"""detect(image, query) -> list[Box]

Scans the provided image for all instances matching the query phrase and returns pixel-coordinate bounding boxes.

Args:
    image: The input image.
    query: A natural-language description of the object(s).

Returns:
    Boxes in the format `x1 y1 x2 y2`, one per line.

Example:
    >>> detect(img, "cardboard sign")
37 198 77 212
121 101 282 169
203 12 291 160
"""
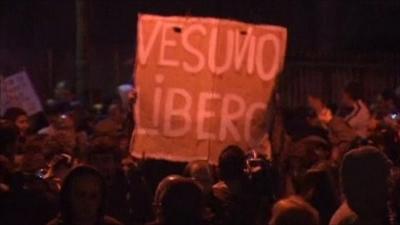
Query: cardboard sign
131 14 287 163
0 71 43 116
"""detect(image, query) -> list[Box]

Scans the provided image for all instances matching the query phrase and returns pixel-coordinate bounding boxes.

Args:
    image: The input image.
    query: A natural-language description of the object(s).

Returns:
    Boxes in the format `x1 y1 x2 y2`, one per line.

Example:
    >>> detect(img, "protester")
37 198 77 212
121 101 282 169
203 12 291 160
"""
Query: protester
212 145 247 201
329 146 391 225
3 107 30 140
94 104 125 136
86 135 153 225
307 93 358 162
338 82 371 138
211 145 260 225
269 195 319 225
0 136 58 225
149 175 206 225
50 80 76 113
184 160 216 195
2 75 400 225
3 107 31 154
47 166 123 225
296 162 339 225
244 150 276 225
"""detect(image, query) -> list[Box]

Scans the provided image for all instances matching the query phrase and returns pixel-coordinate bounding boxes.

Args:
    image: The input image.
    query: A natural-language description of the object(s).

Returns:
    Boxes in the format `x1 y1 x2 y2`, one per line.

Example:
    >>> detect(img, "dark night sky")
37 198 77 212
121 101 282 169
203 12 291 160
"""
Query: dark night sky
1 0 400 53
1 0 399 99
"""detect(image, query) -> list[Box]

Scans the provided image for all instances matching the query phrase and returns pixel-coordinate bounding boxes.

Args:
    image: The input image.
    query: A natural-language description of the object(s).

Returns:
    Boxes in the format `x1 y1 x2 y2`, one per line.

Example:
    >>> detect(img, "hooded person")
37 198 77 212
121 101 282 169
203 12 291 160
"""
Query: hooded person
149 175 206 225
329 146 391 225
47 166 123 225
269 195 319 225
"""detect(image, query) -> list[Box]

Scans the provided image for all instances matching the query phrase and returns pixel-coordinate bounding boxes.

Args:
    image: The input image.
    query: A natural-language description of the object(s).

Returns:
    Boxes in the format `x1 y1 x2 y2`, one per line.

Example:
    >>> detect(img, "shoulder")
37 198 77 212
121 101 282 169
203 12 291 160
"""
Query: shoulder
103 215 124 225
329 201 357 225
46 217 63 225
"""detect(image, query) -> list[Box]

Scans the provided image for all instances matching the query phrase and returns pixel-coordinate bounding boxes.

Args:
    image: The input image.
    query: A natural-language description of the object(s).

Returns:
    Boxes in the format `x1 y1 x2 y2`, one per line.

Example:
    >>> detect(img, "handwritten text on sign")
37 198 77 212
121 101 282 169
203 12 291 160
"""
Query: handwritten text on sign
131 15 287 163
1 71 43 116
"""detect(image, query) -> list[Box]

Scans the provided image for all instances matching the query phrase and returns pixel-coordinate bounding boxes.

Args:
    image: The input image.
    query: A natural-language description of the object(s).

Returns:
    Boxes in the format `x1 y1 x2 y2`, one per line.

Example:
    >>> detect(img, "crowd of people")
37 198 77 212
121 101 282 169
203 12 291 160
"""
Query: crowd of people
1 81 400 225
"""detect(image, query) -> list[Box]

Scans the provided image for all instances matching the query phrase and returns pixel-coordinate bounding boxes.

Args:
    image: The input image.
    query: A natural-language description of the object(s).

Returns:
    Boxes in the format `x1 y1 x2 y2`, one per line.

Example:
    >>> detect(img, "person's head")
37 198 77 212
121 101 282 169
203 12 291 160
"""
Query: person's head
341 146 391 218
184 160 216 194
0 119 18 160
54 113 76 131
218 145 245 182
269 196 319 225
288 136 331 179
3 107 29 135
154 175 203 224
87 136 120 184
297 164 340 225
59 166 106 224
297 136 331 164
54 80 74 102
342 82 363 107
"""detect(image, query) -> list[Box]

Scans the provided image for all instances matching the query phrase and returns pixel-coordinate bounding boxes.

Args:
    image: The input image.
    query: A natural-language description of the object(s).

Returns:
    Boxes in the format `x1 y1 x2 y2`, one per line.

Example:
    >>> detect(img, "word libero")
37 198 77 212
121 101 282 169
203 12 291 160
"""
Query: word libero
135 16 285 143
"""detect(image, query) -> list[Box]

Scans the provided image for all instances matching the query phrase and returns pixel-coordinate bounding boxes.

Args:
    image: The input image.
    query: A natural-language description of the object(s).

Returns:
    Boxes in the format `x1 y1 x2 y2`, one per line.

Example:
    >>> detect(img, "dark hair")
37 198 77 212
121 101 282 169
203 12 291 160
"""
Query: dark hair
183 160 216 192
3 107 27 123
183 160 215 180
298 165 340 225
158 177 203 224
270 196 319 225
344 81 363 101
341 146 391 217
218 145 245 181
59 166 107 223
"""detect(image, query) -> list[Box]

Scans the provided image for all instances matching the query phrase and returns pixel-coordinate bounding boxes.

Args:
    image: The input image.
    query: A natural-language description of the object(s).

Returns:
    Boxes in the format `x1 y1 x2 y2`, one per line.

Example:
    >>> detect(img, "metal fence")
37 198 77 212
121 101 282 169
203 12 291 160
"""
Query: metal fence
2 48 399 108
279 53 400 107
